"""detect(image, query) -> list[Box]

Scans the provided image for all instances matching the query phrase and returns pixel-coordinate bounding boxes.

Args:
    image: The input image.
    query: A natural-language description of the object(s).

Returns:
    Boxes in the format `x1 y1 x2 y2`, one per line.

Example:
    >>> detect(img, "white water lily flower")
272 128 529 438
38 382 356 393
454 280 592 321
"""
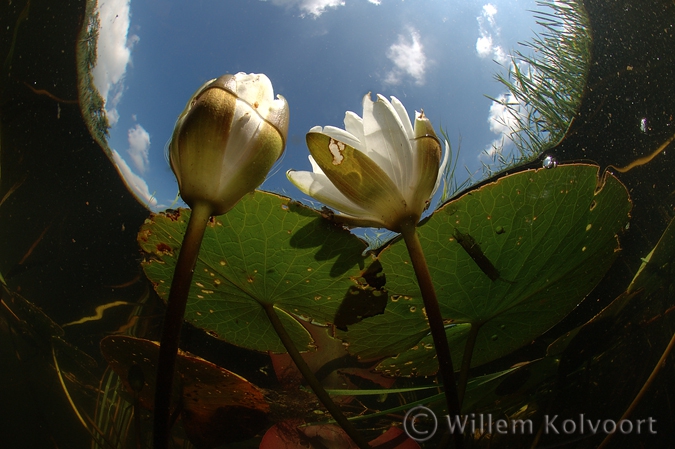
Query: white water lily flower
287 93 448 231
169 73 289 216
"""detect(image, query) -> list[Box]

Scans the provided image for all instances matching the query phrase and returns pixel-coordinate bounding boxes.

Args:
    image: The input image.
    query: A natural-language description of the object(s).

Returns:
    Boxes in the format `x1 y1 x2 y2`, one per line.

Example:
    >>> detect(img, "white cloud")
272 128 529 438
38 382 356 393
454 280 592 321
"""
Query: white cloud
263 0 345 17
127 124 151 174
384 28 427 86
475 3 508 65
482 3 498 26
476 34 494 59
482 89 528 160
111 149 157 207
92 0 139 126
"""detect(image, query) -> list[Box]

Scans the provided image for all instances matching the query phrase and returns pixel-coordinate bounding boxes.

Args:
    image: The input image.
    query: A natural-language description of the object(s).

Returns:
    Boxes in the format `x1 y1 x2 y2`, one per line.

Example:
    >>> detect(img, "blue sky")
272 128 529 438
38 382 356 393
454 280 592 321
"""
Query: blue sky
92 0 539 210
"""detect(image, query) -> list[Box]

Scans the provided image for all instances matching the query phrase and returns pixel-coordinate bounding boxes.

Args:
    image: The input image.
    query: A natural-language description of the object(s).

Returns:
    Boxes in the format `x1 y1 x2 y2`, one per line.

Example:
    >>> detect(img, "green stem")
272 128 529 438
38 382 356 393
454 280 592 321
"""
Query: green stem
261 303 371 449
597 330 675 449
153 202 212 449
400 221 464 449
457 323 481 408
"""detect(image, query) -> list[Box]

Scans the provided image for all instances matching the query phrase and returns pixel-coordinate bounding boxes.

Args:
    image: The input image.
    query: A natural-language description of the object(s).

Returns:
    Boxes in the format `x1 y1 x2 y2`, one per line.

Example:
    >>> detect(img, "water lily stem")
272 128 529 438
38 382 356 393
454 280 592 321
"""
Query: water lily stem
153 203 212 449
400 221 464 449
261 303 372 449
457 323 481 407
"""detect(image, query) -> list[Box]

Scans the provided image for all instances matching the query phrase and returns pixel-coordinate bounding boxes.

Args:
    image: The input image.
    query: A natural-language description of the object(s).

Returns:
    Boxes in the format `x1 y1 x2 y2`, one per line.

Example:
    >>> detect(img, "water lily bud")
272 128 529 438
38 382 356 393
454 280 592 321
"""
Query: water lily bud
169 73 289 215
287 93 448 231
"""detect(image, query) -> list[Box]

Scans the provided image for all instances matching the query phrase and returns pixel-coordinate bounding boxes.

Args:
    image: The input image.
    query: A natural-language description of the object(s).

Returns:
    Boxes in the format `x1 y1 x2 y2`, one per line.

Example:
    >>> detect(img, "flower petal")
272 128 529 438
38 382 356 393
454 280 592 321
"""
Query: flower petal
286 169 377 220
343 111 365 145
319 125 363 151
306 132 407 227
361 94 413 190
308 155 324 175
407 112 442 211
390 96 415 139
432 139 451 197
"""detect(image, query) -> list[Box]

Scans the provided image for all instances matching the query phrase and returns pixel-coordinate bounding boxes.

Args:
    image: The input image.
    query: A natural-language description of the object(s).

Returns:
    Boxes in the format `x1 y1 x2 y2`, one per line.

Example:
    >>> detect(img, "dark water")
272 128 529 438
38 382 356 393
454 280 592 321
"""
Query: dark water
1 0 674 448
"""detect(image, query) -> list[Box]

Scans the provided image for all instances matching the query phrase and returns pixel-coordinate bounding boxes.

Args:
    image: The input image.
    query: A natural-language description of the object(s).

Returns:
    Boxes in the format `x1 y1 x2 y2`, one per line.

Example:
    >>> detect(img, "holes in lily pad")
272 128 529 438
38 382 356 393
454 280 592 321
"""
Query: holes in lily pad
281 204 289 211
409 306 417 313
219 260 227 266
590 200 597 211
586 224 592 231
314 295 322 301
391 295 401 302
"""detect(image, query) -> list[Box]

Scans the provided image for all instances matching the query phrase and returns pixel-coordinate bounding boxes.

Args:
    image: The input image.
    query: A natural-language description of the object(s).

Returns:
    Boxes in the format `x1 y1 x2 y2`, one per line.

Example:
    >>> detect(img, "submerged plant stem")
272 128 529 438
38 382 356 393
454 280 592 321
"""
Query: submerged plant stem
597 330 675 449
153 202 212 449
261 303 371 449
400 221 464 449
457 323 481 407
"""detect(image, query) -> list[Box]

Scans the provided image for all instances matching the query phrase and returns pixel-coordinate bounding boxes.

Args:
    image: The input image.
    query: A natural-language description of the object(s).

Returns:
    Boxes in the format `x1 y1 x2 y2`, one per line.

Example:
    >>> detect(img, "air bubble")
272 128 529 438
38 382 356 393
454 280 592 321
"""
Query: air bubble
542 155 558 169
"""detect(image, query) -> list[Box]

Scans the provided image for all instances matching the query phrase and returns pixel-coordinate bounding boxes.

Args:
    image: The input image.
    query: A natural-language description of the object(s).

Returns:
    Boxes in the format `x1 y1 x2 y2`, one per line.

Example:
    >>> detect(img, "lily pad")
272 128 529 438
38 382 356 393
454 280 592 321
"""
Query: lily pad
100 336 270 447
139 191 369 353
342 164 631 375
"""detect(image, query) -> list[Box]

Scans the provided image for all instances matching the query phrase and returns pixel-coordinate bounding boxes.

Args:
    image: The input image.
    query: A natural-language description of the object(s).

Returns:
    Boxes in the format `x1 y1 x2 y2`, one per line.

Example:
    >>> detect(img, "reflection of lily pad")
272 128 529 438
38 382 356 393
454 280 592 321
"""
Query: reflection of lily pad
139 191 369 353
100 336 270 447
343 165 631 375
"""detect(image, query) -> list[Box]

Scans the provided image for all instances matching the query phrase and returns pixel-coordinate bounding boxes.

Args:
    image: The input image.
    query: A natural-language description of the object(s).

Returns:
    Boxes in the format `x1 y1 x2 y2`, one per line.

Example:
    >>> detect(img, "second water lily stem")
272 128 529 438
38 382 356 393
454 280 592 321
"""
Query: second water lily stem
153 203 212 449
457 323 481 407
261 303 372 449
400 221 464 449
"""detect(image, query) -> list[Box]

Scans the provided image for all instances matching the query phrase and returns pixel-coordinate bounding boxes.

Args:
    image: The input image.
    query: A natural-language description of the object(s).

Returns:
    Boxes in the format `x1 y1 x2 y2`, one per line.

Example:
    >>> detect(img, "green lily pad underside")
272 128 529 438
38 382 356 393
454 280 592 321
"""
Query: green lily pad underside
342 164 631 376
139 191 368 353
